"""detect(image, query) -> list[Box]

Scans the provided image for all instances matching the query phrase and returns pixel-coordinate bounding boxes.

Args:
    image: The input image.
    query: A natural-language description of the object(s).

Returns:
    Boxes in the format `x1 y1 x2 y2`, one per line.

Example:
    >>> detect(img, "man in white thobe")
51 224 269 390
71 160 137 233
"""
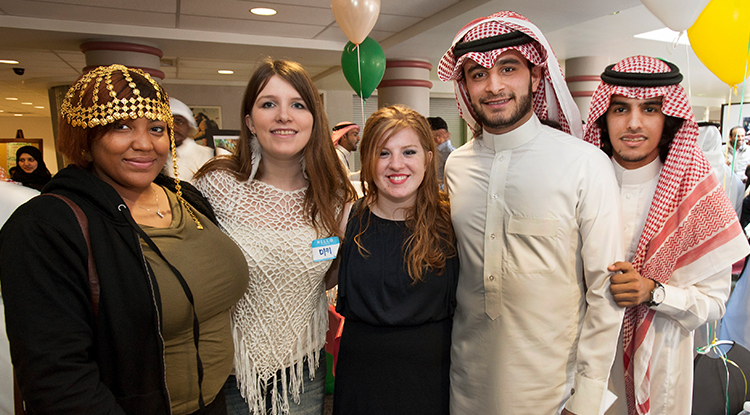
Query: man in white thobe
164 98 228 182
726 126 750 182
584 56 750 415
331 121 360 180
438 11 624 415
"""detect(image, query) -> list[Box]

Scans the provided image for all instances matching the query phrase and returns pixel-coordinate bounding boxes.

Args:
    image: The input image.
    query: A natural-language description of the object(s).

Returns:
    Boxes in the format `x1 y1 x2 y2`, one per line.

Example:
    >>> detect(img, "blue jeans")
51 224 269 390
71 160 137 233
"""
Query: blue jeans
224 350 326 415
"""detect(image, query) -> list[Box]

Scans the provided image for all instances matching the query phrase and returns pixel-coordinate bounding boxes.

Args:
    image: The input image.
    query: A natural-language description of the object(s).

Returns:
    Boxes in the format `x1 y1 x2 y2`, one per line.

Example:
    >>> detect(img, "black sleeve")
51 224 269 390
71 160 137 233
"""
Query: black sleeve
0 200 126 415
742 194 750 230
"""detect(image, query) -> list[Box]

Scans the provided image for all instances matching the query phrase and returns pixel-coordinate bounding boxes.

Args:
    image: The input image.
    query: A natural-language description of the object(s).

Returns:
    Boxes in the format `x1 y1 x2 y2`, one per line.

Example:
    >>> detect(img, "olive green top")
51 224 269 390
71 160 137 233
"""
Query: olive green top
141 188 248 414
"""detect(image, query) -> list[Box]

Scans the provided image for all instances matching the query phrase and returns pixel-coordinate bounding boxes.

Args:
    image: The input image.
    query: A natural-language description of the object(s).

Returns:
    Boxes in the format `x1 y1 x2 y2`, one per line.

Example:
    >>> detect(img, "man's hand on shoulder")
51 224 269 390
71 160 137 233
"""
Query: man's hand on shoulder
608 261 656 307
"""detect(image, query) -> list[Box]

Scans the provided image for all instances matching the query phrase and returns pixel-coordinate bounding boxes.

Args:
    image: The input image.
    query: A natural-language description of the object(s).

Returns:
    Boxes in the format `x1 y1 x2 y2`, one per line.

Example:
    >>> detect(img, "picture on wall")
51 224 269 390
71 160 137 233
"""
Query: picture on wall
189 106 222 145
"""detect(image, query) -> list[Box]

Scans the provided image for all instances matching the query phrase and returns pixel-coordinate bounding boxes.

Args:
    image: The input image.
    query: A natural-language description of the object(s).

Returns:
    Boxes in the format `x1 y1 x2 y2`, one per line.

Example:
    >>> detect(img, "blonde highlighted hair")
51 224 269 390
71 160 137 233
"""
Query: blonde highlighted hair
356 105 456 283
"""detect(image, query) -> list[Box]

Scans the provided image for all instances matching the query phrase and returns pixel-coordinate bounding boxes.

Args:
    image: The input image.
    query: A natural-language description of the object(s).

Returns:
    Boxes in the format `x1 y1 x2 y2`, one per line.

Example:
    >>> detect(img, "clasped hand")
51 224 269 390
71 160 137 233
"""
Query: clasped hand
607 261 655 307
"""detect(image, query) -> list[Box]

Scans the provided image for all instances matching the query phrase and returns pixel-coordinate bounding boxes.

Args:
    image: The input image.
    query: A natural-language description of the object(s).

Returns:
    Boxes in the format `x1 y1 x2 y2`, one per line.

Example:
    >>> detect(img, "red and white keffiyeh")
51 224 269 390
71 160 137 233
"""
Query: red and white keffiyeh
437 11 582 138
585 56 748 415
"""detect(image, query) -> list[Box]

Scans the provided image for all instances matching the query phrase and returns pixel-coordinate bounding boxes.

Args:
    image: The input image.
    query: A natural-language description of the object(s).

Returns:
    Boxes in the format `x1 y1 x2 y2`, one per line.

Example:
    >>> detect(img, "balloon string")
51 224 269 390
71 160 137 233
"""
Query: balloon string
357 44 366 127
727 86 739 184
684 37 692 102
696 339 748 415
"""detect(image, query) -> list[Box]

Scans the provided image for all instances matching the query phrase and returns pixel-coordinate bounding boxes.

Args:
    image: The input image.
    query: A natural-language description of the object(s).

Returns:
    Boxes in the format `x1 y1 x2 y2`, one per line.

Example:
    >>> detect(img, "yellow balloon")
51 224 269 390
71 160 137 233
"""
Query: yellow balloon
688 0 750 86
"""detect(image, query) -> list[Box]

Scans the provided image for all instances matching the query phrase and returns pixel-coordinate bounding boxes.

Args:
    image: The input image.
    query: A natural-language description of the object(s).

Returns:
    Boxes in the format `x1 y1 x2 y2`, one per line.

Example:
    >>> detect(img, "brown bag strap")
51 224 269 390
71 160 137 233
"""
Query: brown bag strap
45 193 99 319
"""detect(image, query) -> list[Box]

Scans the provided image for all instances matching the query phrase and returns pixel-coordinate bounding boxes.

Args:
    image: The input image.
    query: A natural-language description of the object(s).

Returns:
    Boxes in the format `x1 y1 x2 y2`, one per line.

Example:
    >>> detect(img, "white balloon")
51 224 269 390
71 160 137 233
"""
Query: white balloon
331 0 381 45
641 0 711 31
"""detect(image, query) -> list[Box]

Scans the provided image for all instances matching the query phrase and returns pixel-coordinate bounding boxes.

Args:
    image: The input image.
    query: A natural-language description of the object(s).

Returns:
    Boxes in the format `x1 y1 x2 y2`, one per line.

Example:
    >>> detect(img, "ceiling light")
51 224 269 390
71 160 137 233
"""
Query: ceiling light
5 97 17 101
21 102 32 105
0 60 19 64
634 28 690 45
250 7 276 16
14 114 22 117
218 70 234 74
34 106 44 109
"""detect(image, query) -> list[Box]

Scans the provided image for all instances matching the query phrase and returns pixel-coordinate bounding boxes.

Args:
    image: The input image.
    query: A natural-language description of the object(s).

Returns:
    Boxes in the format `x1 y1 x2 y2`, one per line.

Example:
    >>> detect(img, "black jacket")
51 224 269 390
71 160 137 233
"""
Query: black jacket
0 166 216 414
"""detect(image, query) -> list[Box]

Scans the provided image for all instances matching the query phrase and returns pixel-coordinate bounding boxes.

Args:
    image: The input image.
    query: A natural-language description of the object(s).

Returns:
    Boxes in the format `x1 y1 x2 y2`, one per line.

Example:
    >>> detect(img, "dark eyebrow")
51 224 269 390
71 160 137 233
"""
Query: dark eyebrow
609 99 629 107
464 61 484 75
642 99 663 107
494 57 524 67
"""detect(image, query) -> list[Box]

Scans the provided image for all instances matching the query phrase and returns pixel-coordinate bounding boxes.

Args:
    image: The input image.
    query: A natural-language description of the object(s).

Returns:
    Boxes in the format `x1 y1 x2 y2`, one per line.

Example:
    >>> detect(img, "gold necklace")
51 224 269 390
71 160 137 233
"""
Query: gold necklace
124 186 164 218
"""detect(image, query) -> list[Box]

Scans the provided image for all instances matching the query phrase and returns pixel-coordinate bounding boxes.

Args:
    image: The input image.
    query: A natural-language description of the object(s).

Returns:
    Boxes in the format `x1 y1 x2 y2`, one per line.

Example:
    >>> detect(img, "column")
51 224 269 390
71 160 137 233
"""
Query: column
377 60 432 116
565 56 609 123
80 41 165 80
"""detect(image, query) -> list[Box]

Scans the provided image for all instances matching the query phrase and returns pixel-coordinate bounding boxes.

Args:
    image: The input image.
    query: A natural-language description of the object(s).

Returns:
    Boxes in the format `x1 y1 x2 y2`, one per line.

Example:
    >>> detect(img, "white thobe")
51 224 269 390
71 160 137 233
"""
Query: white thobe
336 145 362 181
726 145 750 181
165 138 222 182
336 145 351 173
606 158 732 415
445 115 624 415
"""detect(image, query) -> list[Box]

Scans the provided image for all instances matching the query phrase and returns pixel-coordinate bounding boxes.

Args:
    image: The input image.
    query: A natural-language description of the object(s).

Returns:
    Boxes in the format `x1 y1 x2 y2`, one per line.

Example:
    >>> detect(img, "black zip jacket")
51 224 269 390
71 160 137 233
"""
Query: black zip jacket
0 166 216 414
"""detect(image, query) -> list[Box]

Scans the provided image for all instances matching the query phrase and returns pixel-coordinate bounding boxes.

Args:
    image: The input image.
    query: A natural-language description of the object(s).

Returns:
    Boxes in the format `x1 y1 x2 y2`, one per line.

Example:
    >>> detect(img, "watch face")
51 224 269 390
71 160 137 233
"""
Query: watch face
652 285 666 304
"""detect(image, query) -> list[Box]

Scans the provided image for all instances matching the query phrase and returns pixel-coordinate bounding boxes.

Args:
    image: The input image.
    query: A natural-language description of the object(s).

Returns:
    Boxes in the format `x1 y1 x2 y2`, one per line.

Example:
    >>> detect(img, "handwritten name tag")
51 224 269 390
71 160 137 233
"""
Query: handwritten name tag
312 237 340 262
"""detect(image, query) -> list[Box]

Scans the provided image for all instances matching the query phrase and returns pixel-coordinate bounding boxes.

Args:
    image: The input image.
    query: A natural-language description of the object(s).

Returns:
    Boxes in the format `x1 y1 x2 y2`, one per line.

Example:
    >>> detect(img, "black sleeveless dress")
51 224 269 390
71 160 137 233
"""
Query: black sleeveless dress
333 203 459 415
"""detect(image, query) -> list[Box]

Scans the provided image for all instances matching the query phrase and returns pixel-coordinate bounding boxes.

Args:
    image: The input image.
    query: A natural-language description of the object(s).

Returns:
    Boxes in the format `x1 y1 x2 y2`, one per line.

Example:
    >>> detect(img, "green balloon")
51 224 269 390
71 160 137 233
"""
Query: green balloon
341 37 385 100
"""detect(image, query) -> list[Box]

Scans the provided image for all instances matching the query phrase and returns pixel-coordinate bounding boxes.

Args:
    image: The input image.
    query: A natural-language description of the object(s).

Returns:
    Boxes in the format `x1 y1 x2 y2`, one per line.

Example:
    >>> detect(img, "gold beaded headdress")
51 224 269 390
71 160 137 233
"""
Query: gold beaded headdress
61 64 203 229
61 64 173 130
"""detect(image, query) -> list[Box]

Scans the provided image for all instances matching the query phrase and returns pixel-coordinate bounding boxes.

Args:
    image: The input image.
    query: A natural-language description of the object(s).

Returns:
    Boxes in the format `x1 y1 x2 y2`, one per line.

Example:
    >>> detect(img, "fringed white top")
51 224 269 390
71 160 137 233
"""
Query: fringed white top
195 170 329 415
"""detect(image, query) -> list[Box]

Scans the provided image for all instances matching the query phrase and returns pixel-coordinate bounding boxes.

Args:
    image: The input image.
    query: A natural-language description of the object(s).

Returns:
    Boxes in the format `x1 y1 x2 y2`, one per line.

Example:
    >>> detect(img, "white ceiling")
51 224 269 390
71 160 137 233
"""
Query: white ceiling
0 0 740 119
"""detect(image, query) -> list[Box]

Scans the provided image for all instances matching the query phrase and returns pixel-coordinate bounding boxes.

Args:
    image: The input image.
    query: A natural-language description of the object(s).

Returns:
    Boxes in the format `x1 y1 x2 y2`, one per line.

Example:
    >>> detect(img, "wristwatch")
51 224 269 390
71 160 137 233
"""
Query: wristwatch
647 280 665 307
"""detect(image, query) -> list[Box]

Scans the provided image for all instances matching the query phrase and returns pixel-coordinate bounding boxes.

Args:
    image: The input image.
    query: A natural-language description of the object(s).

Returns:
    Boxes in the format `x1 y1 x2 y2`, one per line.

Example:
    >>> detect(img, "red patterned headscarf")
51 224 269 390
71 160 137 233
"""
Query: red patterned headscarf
438 11 582 138
585 56 748 415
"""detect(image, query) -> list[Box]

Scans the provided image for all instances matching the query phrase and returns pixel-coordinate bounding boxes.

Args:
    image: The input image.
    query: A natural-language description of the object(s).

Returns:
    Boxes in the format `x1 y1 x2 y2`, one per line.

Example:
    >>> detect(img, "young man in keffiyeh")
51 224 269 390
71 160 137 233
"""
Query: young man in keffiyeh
584 55 750 415
331 121 360 177
438 11 624 415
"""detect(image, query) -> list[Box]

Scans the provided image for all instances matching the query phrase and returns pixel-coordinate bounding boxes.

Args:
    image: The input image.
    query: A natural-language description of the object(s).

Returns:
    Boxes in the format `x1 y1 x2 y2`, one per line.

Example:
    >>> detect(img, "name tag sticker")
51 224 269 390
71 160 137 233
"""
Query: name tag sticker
312 237 340 262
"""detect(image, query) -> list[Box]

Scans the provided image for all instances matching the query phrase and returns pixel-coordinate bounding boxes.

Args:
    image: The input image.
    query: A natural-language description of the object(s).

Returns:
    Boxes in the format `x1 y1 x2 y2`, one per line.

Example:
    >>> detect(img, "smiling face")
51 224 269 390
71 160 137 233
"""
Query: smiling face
245 75 313 163
89 117 169 197
374 128 432 212
605 95 665 170
462 49 542 135
18 153 38 173
730 127 746 149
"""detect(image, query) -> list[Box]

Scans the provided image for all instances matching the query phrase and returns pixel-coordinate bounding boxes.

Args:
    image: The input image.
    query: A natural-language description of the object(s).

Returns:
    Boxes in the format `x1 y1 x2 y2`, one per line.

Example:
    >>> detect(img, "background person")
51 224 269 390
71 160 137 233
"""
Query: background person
333 105 458 415
0 64 249 414
426 116 455 189
331 121 361 179
194 59 356 415
164 97 229 182
9 145 51 191
726 126 750 182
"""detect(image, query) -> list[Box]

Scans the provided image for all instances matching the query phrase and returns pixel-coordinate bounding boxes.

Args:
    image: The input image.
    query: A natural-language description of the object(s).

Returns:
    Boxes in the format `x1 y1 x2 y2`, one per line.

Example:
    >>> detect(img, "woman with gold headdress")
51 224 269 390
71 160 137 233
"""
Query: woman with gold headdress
0 64 249 414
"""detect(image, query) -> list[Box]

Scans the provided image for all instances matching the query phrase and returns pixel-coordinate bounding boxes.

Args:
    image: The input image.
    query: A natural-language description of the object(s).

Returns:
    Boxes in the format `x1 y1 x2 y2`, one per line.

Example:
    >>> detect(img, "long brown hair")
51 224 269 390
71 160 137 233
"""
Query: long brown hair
356 105 456 283
196 58 356 238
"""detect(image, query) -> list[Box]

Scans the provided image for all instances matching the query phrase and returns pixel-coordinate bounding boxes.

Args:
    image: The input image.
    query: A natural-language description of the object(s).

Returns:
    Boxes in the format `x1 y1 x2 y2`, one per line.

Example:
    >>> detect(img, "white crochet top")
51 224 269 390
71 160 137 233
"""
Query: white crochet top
194 170 329 415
